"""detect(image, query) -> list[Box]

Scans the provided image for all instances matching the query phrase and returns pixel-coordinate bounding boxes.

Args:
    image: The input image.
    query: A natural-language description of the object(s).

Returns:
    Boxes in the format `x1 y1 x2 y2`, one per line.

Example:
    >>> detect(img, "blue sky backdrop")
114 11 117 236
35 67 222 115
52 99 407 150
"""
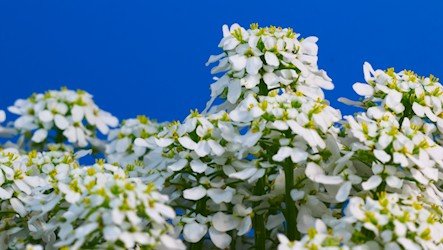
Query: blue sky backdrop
1 1 442 122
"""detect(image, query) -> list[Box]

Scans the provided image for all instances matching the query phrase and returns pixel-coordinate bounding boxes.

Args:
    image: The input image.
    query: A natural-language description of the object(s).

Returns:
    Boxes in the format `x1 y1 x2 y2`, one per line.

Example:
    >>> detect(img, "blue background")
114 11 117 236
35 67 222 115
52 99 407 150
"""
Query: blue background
1 1 442 122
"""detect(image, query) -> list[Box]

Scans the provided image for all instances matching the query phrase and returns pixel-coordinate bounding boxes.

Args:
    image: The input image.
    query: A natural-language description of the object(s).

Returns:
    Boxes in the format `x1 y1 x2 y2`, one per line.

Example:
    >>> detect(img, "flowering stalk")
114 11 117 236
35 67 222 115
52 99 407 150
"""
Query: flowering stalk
283 159 299 241
253 176 266 250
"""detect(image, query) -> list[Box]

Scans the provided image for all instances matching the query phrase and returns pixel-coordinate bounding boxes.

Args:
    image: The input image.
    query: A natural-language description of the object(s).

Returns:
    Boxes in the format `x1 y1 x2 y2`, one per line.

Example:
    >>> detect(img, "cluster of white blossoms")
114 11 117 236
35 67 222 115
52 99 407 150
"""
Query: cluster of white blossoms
8 87 118 149
0 149 184 250
278 193 443 250
106 115 165 167
1 23 443 250
134 110 258 249
205 23 333 112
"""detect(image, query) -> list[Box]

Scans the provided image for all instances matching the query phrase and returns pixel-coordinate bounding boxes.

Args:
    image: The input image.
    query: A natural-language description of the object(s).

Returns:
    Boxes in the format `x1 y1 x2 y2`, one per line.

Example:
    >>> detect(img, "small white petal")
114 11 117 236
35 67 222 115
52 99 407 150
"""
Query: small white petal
104 226 121 241
227 80 242 103
246 56 262 75
209 227 231 249
168 159 188 172
155 138 174 147
10 198 27 217
272 147 292 162
237 217 252 236
54 114 69 130
229 168 257 180
265 51 279 67
290 189 305 201
228 54 247 71
386 176 403 189
178 136 197 150
190 159 208 174
374 149 391 163
31 129 48 143
183 223 208 243
134 138 150 147
361 175 382 190
38 110 54 123
207 187 235 204
353 83 374 97
208 140 225 156
71 105 84 122
183 186 206 201
336 181 352 202
212 212 240 232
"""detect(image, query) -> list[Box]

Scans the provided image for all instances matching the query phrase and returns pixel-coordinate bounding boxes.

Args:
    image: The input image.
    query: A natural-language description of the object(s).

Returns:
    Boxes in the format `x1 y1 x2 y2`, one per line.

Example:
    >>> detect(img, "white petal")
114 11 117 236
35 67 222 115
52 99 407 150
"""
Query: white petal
386 176 403 189
237 217 252 236
229 168 257 180
385 90 403 109
208 140 225 156
212 212 240 232
0 187 12 199
168 159 188 171
116 137 131 153
134 138 149 147
38 110 54 123
266 213 286 230
228 54 247 71
207 187 235 204
54 114 69 130
63 126 76 143
290 189 305 201
10 198 27 217
183 186 206 201
183 223 208 243
374 149 391 163
209 227 231 249
227 80 242 103
272 147 292 162
263 72 279 88
361 175 382 190
412 102 425 117
265 51 279 67
306 162 342 184
190 159 208 174
206 53 226 66
353 83 374 97
155 138 174 147
104 226 121 241
290 149 308 163
336 181 352 202
246 57 262 75
195 141 211 157
178 136 197 150
71 105 84 122
363 62 375 82
31 129 48 143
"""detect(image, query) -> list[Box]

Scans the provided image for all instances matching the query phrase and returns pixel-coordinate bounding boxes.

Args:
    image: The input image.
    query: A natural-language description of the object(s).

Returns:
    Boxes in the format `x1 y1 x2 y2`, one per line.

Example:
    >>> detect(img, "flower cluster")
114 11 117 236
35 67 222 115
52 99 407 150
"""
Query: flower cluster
205 23 333 112
0 149 183 250
134 110 257 249
343 109 443 203
8 87 118 149
106 115 165 167
346 63 443 134
278 193 443 249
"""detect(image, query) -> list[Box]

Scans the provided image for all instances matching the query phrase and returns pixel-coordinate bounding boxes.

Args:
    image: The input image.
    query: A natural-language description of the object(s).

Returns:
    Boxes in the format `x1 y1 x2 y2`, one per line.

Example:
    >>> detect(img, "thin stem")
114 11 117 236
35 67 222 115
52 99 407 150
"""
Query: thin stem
284 159 300 241
253 176 266 250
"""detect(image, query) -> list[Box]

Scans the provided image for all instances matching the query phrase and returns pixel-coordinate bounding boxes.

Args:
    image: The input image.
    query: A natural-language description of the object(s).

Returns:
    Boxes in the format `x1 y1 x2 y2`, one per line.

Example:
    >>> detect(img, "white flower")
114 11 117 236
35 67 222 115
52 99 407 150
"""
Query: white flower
8 88 118 149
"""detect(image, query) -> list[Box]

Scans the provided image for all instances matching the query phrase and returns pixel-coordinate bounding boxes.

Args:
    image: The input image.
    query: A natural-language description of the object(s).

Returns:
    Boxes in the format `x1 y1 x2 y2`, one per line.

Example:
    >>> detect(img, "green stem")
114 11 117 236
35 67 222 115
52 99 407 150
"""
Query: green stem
284 160 300 241
253 176 266 250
